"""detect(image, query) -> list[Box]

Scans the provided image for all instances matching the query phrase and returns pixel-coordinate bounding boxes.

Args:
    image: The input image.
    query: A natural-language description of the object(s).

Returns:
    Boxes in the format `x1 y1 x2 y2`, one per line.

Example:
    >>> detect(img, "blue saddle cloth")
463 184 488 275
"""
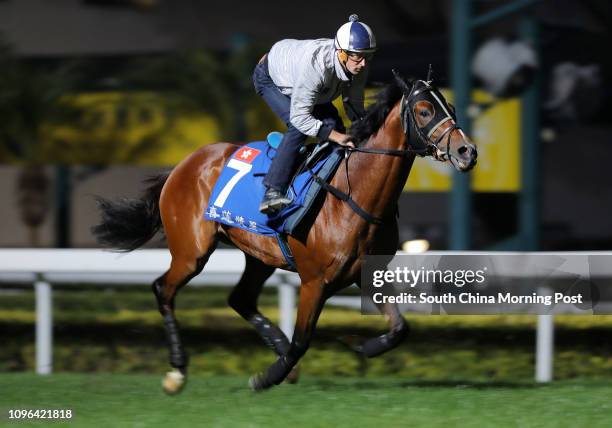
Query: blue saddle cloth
204 140 342 236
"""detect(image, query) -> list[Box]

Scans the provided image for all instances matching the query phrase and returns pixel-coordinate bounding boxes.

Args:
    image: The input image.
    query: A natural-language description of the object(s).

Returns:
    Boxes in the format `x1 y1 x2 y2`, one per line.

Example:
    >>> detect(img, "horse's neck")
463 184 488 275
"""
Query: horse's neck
345 104 415 218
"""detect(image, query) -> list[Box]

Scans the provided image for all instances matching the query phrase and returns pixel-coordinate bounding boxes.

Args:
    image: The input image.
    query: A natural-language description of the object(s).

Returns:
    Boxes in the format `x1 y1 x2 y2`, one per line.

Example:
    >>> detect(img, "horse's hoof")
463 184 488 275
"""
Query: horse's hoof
285 365 300 384
248 373 269 392
162 369 186 395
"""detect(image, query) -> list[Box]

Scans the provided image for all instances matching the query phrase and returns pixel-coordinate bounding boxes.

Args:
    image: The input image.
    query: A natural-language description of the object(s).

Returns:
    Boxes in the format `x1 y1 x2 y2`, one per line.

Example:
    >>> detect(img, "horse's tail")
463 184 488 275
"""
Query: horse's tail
91 172 170 252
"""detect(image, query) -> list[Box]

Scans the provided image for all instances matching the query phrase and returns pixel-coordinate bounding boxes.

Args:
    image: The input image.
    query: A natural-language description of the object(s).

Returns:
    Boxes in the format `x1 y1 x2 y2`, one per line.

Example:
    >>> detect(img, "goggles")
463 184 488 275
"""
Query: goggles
346 51 374 63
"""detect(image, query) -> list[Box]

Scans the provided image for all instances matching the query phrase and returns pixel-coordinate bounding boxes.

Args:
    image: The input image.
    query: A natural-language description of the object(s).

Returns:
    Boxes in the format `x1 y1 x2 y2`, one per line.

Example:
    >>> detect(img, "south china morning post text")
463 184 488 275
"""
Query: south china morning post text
361 254 611 315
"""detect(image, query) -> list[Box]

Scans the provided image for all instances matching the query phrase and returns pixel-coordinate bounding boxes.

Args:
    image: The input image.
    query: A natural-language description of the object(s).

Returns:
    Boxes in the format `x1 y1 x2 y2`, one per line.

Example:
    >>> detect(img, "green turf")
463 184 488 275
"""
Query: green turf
1 374 611 428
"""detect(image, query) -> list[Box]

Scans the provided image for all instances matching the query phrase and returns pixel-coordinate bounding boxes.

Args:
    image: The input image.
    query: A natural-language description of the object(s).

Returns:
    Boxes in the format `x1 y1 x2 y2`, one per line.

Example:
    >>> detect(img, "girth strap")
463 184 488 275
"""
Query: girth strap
275 233 297 271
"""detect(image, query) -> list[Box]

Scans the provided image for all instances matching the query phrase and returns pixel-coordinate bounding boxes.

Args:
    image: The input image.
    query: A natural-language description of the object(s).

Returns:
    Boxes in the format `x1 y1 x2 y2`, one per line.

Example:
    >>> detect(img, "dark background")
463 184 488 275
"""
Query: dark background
0 0 610 250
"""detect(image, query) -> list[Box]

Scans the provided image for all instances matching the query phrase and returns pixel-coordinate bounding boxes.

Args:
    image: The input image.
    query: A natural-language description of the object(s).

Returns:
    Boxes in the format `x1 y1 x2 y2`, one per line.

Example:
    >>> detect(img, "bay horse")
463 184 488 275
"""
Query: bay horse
92 72 477 393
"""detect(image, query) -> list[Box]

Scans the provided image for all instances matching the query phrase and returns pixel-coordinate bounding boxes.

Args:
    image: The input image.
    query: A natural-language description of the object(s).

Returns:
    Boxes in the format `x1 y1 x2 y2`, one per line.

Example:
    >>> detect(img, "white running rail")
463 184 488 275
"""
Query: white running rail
2 248 604 382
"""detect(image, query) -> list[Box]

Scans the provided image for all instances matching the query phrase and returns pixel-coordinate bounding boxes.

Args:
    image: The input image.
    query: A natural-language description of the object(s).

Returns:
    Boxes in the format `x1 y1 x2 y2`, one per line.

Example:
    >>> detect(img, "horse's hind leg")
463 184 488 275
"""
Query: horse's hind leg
152 253 208 395
228 254 291 356
153 218 218 395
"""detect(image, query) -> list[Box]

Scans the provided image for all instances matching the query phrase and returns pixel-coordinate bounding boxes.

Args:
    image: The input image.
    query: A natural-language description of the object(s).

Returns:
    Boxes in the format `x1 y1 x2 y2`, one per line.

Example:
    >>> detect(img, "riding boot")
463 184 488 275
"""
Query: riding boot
259 188 293 215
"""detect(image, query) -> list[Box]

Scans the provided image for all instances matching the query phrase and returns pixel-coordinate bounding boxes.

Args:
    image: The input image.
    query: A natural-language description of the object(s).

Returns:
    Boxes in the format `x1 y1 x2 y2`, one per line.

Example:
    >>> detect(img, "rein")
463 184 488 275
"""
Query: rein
311 80 460 225
347 82 460 162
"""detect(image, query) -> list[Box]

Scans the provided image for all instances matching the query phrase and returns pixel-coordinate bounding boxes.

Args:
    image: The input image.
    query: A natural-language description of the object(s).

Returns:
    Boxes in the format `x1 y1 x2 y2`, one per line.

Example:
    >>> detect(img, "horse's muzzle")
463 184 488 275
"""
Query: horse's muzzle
456 144 478 172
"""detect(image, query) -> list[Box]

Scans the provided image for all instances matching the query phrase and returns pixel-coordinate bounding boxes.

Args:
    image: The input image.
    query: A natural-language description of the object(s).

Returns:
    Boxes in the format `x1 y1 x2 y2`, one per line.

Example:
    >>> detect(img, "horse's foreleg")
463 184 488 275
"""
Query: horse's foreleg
228 254 291 356
249 279 325 391
360 300 409 357
340 281 410 358
153 256 206 395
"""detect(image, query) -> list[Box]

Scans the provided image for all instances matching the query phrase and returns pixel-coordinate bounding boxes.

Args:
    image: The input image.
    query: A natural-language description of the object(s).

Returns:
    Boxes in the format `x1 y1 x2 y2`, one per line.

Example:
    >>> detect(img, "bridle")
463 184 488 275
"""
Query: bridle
402 80 463 167
349 79 461 166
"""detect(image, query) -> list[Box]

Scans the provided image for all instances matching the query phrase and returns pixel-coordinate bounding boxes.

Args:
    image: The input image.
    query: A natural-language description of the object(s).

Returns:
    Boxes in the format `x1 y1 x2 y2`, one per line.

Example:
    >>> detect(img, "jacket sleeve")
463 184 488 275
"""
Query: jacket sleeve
289 61 330 139
343 68 368 121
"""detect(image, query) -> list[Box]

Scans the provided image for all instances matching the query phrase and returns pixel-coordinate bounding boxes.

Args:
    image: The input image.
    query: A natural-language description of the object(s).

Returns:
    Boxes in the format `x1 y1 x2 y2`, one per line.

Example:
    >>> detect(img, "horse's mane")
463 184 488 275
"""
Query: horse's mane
349 77 406 145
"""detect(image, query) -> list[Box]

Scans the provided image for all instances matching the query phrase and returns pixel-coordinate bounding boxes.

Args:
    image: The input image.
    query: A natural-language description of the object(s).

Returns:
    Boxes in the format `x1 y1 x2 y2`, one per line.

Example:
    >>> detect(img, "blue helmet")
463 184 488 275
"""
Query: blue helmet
334 14 377 53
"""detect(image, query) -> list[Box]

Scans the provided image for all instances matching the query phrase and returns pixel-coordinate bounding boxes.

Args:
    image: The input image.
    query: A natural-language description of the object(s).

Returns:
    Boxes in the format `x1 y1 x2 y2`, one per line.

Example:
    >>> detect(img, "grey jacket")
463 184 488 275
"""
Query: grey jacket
267 38 368 138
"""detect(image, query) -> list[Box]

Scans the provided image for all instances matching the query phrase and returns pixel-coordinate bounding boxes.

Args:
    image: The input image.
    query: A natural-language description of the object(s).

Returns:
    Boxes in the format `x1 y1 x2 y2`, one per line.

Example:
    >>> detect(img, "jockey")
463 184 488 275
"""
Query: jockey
253 14 376 215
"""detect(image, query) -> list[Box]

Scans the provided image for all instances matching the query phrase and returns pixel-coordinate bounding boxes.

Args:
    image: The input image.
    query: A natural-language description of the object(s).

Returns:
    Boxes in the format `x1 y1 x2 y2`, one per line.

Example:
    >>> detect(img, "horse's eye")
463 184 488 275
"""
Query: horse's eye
420 110 430 118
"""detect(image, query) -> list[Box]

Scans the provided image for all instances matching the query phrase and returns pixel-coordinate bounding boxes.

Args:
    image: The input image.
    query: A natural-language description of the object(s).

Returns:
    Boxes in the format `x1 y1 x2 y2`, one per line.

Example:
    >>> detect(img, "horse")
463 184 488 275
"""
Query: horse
92 71 477 393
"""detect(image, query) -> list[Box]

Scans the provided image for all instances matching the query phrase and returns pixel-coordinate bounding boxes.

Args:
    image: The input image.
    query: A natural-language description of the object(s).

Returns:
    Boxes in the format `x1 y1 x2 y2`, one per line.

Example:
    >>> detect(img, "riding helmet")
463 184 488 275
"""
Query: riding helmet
334 14 377 53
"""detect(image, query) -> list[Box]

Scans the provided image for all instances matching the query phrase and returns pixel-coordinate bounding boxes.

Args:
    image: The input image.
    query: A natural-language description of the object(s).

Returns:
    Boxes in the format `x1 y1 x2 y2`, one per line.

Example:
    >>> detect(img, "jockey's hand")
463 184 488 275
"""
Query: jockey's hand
329 130 355 148
339 136 356 148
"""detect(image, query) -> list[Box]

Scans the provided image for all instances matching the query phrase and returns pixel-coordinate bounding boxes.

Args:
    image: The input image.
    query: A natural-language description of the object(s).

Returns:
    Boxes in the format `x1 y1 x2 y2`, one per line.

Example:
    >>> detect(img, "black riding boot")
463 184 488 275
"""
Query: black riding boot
259 188 293 215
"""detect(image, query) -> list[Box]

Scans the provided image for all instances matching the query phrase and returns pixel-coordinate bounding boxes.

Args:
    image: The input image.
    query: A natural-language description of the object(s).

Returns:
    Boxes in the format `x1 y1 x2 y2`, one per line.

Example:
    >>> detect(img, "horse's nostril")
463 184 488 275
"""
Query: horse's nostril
458 145 468 155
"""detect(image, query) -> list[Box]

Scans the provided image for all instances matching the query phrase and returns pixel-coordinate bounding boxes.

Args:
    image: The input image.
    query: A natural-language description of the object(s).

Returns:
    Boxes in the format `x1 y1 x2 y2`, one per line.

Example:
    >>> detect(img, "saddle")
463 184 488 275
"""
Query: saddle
266 131 333 186
204 133 343 238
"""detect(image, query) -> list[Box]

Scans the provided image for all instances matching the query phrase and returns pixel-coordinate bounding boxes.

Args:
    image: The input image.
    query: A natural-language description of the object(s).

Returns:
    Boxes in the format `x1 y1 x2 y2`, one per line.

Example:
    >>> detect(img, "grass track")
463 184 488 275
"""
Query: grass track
1 374 611 427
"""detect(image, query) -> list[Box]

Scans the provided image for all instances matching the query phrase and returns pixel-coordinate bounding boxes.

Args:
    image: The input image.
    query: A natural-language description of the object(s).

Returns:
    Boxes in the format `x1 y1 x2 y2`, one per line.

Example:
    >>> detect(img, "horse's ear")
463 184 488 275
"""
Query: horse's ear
392 69 411 94
426 63 433 83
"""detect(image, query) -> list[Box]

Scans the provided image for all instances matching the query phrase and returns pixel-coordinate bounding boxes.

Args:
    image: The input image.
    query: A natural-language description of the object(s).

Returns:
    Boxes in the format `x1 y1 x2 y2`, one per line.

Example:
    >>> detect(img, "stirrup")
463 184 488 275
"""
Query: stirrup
259 190 292 215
